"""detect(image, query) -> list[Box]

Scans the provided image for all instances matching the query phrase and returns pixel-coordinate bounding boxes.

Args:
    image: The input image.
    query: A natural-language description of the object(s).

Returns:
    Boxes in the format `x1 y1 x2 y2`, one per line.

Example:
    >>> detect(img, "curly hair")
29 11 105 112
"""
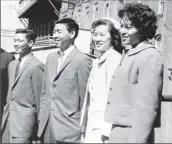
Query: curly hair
92 18 123 54
118 3 157 40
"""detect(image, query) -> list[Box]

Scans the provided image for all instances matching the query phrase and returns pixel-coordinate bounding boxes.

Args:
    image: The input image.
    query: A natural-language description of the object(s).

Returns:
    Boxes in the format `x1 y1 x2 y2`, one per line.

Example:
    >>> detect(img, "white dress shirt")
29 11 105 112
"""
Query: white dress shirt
57 45 75 73
19 53 32 70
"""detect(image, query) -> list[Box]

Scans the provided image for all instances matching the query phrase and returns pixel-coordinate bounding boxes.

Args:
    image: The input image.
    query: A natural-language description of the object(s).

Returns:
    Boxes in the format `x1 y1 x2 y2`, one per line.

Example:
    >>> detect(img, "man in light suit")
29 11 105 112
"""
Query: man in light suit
1 29 44 143
38 18 92 143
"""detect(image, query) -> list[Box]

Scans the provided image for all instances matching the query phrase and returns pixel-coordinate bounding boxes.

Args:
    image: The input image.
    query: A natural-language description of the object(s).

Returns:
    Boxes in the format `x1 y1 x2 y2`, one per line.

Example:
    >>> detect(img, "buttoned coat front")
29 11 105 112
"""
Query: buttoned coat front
1 54 44 138
38 48 92 143
104 41 163 143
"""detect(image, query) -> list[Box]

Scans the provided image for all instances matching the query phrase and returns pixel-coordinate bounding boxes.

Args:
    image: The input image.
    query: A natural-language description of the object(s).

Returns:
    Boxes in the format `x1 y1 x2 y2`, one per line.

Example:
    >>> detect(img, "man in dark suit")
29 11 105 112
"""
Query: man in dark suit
1 29 44 143
38 18 92 143
0 48 15 119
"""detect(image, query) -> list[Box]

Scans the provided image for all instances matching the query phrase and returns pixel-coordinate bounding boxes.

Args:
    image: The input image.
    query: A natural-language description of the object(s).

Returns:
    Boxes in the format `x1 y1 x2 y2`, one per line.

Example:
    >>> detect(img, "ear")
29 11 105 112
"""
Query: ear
28 40 34 48
69 30 76 39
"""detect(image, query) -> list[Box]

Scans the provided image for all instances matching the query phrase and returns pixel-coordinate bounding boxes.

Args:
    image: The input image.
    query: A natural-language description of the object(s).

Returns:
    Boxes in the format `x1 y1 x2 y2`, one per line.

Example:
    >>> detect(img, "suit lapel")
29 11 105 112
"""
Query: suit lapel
51 52 60 81
53 48 78 82
12 55 34 89
6 60 18 101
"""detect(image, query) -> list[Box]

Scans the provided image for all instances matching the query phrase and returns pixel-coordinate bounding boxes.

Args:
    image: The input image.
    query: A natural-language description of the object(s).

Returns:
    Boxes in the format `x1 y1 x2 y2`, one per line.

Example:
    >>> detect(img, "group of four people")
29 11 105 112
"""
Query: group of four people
1 3 163 143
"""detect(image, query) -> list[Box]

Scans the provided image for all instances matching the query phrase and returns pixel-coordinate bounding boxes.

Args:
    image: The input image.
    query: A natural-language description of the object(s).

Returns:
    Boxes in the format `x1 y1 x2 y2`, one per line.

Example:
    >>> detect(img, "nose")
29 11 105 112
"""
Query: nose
13 41 19 47
52 32 60 40
120 28 128 38
93 35 102 43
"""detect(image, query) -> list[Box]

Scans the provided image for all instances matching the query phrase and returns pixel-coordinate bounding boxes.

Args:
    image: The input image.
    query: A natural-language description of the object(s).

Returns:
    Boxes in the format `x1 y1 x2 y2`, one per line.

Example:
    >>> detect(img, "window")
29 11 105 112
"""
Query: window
105 2 110 17
119 0 125 5
154 34 162 52
138 0 142 3
61 1 69 13
158 0 164 14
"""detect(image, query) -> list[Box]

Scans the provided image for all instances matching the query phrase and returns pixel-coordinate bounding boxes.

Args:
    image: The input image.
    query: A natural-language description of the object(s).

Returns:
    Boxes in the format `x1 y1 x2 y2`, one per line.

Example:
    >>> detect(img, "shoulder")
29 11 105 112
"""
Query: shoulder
136 48 163 69
32 56 45 70
109 50 122 60
2 51 15 63
138 47 162 61
75 50 92 65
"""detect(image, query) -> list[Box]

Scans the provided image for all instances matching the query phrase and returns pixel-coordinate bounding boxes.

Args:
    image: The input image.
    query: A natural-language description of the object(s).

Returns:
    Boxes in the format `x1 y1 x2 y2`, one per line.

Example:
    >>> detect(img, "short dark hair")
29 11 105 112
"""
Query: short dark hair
92 19 123 54
54 18 79 39
15 29 37 43
118 3 157 40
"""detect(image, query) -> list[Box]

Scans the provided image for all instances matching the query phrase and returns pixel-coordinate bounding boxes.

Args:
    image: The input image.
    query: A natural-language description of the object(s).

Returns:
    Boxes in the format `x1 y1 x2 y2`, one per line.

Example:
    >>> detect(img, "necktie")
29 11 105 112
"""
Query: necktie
57 51 64 73
15 59 21 78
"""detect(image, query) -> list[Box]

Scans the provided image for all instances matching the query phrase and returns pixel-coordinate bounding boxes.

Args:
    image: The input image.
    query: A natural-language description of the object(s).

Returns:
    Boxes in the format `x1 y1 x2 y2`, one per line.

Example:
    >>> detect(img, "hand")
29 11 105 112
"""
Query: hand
80 132 85 143
101 135 109 143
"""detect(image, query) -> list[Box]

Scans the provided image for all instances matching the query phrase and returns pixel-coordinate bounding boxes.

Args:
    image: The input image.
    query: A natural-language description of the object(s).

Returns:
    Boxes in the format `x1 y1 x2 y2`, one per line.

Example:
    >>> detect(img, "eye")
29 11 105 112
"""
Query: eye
100 34 105 36
18 40 24 43
93 33 97 36
126 26 132 30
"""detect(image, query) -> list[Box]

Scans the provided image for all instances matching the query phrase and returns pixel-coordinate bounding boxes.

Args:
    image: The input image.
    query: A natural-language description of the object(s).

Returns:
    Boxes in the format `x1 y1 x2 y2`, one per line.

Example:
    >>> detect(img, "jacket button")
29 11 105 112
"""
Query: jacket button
109 88 112 91
107 101 110 104
53 84 57 88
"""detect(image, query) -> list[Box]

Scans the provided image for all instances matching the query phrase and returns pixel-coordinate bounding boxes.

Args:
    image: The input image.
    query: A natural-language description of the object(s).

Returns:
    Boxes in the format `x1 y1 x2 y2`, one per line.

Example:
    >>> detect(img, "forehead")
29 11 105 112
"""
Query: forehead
54 23 67 30
94 24 109 33
120 16 132 25
14 33 27 39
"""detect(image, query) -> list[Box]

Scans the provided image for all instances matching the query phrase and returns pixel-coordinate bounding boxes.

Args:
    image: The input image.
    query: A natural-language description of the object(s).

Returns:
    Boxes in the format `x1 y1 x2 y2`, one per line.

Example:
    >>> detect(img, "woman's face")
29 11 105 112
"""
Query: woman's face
119 16 141 47
92 24 112 52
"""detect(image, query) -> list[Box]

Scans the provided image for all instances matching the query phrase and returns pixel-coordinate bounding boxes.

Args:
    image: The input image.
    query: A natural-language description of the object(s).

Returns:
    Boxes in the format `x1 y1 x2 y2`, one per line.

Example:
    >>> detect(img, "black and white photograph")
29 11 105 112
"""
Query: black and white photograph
1 0 172 143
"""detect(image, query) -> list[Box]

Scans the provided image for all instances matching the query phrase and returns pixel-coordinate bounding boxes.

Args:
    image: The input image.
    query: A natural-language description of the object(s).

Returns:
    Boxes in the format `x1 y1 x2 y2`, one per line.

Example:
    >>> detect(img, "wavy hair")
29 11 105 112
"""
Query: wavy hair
118 3 157 40
92 18 123 54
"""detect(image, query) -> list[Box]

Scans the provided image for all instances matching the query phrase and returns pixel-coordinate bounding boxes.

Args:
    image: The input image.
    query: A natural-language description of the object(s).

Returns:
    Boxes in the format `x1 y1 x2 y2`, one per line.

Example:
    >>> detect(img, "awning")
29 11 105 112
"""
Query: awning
18 0 61 20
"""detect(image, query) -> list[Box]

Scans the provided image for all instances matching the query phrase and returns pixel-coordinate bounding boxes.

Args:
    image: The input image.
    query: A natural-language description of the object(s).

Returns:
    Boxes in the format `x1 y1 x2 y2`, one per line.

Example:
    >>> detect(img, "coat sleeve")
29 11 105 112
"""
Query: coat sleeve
77 57 92 110
128 52 163 143
32 63 45 114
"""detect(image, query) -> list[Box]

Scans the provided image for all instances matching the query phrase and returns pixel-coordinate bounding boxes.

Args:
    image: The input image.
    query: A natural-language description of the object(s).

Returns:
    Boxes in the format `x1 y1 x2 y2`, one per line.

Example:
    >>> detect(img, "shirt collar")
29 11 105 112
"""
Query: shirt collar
95 47 115 64
127 41 155 56
58 45 75 57
20 52 32 62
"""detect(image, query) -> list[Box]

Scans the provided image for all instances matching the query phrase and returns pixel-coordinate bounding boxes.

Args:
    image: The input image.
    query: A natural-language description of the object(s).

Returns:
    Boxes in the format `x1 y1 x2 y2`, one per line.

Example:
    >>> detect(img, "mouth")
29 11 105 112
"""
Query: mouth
15 48 20 51
95 43 102 47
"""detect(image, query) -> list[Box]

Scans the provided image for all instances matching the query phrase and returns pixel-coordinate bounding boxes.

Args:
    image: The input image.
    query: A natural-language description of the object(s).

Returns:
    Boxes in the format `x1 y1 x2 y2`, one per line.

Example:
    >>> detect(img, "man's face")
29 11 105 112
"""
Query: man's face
13 33 32 55
52 23 74 51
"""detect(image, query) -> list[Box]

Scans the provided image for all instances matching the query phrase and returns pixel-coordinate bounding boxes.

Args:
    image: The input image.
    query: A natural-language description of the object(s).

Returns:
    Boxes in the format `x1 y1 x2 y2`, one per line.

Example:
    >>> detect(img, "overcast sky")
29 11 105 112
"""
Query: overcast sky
1 0 24 30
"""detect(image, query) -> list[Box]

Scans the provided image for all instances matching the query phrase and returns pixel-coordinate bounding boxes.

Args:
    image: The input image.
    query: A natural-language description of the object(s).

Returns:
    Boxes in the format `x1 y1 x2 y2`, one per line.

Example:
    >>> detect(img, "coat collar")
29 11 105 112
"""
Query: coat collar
12 54 34 89
53 47 78 82
127 41 155 56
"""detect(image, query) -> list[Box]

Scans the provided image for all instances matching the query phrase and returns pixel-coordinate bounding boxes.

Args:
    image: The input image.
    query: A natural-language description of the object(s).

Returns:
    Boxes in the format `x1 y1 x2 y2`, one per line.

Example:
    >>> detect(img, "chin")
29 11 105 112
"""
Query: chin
15 50 21 54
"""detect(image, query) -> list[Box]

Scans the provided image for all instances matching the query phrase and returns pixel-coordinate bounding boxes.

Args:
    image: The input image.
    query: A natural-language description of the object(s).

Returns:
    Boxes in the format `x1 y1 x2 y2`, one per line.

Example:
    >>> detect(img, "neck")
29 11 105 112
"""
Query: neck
131 39 144 49
20 51 31 58
61 44 74 52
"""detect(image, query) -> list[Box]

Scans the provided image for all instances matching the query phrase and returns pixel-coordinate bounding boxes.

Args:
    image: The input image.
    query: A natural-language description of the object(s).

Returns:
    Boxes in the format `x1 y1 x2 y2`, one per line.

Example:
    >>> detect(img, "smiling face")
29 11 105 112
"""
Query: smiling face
52 23 74 52
92 24 112 53
13 33 32 56
119 16 141 47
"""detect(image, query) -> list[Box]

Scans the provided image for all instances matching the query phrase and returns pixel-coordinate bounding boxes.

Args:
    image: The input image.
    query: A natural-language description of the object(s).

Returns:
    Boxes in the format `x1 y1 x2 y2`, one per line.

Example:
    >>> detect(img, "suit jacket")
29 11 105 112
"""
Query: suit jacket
104 41 163 143
1 54 44 138
38 48 92 143
0 49 15 116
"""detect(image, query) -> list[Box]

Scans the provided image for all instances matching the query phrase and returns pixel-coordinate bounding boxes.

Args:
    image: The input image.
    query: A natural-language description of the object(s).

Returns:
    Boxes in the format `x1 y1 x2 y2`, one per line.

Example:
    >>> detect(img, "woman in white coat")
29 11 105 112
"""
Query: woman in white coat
81 18 123 143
